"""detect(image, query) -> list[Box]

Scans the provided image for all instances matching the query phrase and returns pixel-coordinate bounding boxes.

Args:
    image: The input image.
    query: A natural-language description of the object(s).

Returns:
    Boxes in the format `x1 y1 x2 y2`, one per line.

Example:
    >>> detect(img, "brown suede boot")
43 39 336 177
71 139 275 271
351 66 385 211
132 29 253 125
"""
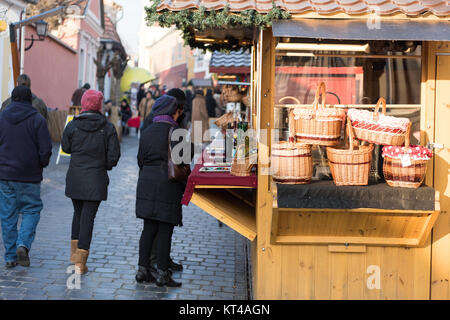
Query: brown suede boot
74 249 89 275
70 240 78 264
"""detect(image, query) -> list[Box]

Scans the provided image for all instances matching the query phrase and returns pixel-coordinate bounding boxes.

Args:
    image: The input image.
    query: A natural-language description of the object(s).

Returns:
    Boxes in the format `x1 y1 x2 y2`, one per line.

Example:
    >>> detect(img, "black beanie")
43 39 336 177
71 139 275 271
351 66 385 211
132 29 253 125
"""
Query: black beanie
167 88 186 106
11 85 32 103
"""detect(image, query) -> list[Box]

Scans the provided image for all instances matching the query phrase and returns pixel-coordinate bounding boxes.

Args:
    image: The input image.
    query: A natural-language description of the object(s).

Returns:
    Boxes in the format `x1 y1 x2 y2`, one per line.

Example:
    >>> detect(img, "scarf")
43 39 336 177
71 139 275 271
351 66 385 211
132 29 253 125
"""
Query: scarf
153 115 178 127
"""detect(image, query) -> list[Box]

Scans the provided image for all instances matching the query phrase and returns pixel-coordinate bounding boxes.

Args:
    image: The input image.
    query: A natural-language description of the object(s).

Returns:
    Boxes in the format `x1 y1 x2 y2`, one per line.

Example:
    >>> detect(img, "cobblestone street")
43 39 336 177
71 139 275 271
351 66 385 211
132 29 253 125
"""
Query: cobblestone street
0 134 250 300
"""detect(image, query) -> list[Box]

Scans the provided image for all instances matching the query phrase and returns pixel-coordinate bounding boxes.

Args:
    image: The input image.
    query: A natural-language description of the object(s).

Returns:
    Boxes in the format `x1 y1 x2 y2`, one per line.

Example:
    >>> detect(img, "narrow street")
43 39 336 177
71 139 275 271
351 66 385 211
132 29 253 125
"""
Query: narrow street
0 134 249 300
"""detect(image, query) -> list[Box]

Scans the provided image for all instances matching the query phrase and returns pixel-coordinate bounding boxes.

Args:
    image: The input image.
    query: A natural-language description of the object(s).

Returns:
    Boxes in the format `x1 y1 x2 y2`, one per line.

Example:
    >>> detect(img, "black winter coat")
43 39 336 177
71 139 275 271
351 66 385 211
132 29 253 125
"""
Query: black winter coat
136 122 191 226
0 101 52 183
61 112 121 201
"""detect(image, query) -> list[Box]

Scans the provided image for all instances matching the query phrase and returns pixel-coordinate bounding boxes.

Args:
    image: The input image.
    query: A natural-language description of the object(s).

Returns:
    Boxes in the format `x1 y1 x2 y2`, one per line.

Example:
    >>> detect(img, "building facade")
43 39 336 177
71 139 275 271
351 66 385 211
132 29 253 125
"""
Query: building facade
0 0 36 103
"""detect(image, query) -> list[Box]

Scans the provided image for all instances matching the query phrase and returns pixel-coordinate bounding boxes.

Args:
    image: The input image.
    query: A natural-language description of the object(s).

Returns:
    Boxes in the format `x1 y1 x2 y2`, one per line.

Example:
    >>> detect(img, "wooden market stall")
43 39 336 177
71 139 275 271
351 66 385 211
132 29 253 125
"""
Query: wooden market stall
152 0 450 299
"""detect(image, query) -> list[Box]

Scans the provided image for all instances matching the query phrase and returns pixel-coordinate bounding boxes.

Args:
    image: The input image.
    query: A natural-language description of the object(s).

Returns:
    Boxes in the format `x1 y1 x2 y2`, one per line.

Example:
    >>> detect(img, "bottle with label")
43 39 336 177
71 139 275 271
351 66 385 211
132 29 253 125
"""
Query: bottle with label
225 123 234 163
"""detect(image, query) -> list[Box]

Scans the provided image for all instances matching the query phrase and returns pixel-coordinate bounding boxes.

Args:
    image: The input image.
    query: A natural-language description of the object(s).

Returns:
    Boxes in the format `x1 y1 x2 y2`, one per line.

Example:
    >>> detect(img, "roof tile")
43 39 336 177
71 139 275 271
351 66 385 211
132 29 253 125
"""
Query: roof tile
157 0 450 17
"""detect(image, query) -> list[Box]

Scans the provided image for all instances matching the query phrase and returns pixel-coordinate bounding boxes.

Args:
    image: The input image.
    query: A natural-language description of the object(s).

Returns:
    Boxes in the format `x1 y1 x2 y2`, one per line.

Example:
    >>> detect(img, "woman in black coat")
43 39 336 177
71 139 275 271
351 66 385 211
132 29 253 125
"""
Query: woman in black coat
205 88 217 118
135 94 190 287
61 89 121 275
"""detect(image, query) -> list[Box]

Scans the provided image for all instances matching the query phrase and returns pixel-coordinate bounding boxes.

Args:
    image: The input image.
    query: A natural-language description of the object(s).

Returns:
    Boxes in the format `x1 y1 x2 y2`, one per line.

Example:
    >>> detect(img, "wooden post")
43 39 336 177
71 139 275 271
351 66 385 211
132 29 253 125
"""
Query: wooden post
255 27 279 299
9 24 19 85
430 41 450 300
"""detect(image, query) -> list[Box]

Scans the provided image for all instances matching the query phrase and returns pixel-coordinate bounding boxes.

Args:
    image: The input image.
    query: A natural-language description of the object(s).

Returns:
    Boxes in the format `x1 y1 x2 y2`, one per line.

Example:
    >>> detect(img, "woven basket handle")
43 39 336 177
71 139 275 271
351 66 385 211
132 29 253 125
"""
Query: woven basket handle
346 117 355 151
288 109 295 143
404 122 412 148
279 96 301 105
313 82 327 110
373 97 387 120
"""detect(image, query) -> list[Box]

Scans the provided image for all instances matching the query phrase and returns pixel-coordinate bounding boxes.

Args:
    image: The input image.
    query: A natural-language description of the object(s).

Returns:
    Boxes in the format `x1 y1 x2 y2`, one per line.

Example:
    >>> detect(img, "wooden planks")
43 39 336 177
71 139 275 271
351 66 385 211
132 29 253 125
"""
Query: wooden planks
273 208 438 247
431 49 450 300
190 188 256 241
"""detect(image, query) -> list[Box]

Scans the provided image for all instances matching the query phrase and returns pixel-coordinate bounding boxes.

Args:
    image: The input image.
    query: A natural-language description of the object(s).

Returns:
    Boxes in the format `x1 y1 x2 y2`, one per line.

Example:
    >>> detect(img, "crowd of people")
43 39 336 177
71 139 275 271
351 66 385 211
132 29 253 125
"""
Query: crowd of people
0 74 232 288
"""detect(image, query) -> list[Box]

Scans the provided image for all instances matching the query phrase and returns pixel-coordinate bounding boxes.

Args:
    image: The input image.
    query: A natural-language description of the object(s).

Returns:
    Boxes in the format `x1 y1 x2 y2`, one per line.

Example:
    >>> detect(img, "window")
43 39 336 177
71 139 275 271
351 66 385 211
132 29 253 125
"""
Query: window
274 41 423 181
178 42 183 60
78 48 85 88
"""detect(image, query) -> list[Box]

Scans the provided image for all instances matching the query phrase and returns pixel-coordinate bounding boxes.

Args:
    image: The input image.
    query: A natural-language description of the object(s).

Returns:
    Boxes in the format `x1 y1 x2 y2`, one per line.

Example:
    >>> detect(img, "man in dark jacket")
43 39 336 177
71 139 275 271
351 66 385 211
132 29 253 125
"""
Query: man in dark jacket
71 83 90 106
62 89 121 275
1 74 48 120
0 86 52 268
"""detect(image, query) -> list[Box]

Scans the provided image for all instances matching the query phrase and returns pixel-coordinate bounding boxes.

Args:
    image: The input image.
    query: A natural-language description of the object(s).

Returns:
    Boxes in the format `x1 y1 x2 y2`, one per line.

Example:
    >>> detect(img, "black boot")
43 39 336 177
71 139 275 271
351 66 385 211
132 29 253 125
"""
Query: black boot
168 258 183 272
155 269 182 287
135 266 156 283
16 246 30 267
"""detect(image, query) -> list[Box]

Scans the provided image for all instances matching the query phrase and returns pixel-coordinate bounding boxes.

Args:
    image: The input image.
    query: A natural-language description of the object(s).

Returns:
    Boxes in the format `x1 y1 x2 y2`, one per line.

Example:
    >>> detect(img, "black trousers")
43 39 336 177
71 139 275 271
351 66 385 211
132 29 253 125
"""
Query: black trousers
149 235 173 266
71 199 101 250
139 219 174 271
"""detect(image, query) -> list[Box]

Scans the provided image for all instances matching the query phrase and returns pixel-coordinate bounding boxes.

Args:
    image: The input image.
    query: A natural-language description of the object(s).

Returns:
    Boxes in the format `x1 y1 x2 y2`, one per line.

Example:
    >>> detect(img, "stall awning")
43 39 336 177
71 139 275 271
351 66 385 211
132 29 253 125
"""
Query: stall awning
209 49 251 75
189 78 213 87
273 19 450 42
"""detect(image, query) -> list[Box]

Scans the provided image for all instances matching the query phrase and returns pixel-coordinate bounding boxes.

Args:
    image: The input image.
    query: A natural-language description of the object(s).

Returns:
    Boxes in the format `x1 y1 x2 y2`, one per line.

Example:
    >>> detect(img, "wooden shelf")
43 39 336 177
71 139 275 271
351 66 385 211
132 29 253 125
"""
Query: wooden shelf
271 182 440 247
191 188 256 241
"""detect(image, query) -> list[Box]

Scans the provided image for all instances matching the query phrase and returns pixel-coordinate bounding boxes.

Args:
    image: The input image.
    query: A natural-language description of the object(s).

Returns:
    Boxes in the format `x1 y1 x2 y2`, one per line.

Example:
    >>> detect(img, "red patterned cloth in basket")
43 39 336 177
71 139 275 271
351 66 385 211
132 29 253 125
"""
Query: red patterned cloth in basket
382 145 433 161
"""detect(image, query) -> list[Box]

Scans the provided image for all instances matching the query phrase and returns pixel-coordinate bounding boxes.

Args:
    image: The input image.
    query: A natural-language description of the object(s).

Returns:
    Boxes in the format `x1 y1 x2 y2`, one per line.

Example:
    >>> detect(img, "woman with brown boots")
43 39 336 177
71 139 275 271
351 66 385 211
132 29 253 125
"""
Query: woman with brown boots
62 90 121 274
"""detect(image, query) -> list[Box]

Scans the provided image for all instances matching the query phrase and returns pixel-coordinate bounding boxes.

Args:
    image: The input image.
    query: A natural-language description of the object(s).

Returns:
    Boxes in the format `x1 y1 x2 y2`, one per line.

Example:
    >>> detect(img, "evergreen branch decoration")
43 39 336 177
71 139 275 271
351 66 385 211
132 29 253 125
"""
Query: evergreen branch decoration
145 1 290 51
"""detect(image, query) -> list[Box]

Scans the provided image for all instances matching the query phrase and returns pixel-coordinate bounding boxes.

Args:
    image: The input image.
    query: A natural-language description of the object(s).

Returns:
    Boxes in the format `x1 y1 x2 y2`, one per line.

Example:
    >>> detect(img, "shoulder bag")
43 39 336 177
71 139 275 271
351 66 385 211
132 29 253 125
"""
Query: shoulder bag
168 126 191 183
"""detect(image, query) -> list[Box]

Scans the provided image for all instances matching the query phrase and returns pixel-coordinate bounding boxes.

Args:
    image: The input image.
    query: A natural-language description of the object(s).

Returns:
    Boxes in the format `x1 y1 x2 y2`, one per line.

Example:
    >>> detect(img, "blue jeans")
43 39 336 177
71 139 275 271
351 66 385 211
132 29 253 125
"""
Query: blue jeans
0 181 42 262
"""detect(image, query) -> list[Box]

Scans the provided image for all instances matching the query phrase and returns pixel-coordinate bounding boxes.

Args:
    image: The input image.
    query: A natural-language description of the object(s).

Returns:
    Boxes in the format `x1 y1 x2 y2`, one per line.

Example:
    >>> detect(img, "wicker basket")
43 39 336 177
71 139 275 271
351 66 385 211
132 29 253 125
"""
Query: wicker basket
289 82 345 146
326 119 374 186
231 154 257 177
214 112 236 129
222 85 242 103
348 98 410 146
382 123 429 188
271 142 312 184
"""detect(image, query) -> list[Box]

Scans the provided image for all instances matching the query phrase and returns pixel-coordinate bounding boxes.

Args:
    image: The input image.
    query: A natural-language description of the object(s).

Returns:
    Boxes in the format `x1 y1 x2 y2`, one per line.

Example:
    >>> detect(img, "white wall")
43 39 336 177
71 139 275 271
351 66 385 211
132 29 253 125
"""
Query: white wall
0 0 28 103
193 49 212 79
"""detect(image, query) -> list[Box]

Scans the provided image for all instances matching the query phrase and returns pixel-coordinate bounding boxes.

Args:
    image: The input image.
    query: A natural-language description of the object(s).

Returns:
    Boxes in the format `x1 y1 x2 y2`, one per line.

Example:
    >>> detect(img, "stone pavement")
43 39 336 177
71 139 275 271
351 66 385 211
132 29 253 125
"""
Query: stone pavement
0 133 250 300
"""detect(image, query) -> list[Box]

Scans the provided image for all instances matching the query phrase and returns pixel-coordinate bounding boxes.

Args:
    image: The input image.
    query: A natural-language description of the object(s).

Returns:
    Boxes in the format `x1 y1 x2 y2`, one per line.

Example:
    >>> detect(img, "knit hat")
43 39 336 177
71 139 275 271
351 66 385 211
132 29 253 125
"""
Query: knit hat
151 94 178 116
81 89 103 112
11 85 32 103
167 88 186 106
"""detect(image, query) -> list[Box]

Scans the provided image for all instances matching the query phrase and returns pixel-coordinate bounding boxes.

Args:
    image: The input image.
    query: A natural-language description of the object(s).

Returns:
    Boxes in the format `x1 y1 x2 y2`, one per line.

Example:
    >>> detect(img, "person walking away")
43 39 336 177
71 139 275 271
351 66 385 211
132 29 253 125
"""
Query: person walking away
213 88 224 117
135 94 191 287
184 89 193 129
71 83 90 106
61 89 121 275
120 99 132 136
191 89 209 146
1 74 48 120
205 88 217 118
0 86 52 268
137 84 146 108
138 91 154 128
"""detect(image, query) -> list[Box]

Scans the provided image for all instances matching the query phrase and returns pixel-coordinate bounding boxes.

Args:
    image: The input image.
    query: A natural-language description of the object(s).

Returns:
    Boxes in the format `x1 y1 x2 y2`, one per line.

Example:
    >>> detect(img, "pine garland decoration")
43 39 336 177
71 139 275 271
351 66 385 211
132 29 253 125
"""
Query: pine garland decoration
145 1 291 51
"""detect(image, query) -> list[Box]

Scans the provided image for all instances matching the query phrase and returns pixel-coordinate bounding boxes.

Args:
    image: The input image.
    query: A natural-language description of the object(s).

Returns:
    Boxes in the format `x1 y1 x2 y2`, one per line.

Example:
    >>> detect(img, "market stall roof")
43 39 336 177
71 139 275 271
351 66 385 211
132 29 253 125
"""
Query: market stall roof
120 67 155 93
156 0 450 17
210 49 251 75
273 18 450 41
189 78 213 87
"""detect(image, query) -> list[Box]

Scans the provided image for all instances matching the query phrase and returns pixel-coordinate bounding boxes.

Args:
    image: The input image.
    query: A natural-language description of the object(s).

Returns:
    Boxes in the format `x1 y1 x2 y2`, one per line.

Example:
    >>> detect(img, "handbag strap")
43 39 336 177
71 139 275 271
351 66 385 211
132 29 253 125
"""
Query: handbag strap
168 126 174 160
